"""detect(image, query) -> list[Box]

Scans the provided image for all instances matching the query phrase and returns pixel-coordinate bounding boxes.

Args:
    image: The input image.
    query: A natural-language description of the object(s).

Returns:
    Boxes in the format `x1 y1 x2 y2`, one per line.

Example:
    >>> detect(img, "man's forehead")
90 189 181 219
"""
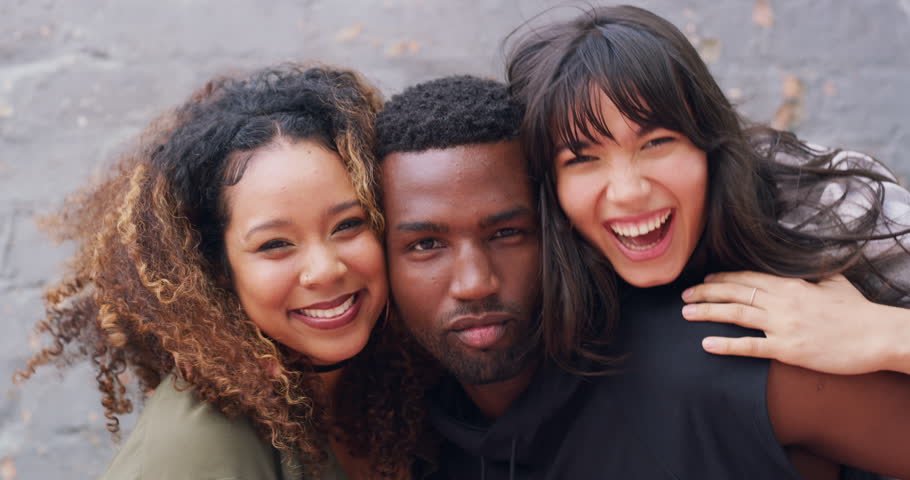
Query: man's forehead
382 141 527 190
381 142 534 225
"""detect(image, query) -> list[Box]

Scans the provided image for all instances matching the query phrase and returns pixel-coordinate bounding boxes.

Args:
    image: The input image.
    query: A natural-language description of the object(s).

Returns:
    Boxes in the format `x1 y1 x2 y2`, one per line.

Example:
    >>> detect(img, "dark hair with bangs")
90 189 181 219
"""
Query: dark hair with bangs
506 5 910 374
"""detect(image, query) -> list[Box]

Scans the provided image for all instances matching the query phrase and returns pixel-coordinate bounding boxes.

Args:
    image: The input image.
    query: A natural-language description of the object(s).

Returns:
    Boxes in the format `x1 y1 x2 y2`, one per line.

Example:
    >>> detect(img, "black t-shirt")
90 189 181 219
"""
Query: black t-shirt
429 283 879 479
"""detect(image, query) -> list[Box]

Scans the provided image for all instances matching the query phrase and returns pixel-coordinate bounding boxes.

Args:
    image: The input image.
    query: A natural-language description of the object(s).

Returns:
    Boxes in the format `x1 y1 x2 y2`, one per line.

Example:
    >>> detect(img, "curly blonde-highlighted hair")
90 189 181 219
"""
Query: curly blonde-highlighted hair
16 64 434 477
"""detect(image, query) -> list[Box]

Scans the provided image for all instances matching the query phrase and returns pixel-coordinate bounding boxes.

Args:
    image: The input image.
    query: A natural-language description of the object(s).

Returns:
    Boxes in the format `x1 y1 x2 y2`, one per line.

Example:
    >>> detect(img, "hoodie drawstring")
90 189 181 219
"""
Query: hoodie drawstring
509 437 517 480
476 437 517 480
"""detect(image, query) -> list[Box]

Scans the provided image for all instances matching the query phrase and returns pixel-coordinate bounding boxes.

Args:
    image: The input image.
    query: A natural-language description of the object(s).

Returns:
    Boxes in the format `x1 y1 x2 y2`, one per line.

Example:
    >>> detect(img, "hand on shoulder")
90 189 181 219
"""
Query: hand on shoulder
681 271 910 375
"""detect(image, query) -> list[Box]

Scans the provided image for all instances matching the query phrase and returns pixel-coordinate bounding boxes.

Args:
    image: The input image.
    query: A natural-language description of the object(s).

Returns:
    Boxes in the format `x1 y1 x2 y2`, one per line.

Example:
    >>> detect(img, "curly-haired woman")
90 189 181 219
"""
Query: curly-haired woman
15 64 435 479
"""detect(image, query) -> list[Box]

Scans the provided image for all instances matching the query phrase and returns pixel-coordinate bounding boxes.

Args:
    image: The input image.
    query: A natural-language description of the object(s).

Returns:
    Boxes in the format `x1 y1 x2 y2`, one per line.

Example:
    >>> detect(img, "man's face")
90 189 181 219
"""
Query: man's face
383 140 541 385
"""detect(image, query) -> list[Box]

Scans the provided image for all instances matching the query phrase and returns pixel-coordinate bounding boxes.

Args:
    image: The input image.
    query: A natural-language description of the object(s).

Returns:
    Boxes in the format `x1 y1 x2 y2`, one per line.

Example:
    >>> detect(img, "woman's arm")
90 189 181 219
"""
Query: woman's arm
768 360 910 478
681 270 910 375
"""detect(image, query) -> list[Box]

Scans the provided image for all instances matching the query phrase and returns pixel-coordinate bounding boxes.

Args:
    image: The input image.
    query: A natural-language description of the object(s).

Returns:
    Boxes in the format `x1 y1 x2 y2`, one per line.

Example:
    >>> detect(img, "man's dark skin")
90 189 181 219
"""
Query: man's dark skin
380 138 910 478
382 139 540 418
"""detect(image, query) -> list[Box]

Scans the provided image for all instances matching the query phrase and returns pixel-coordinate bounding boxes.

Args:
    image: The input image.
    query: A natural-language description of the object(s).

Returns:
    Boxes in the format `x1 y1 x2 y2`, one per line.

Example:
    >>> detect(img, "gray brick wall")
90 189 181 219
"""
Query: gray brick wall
1 1 907 478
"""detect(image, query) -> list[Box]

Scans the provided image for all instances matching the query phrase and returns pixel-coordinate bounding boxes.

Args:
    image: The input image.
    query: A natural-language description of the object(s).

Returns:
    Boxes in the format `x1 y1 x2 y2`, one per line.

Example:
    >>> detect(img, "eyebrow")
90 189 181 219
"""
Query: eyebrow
554 140 592 155
243 218 292 242
243 199 360 241
394 206 532 234
326 199 361 217
479 206 533 229
554 125 662 154
636 124 659 138
395 221 449 234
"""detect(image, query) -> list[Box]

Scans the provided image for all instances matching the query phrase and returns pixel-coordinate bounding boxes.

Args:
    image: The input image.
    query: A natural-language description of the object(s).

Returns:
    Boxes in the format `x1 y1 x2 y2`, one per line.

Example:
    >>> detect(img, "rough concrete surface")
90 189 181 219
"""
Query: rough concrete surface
1 0 908 478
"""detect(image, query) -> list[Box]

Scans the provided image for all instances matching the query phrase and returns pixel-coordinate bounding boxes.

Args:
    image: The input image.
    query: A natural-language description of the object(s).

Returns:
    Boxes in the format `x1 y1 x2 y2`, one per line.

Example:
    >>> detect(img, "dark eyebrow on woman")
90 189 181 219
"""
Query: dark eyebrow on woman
554 140 592 154
243 218 292 242
326 199 361 217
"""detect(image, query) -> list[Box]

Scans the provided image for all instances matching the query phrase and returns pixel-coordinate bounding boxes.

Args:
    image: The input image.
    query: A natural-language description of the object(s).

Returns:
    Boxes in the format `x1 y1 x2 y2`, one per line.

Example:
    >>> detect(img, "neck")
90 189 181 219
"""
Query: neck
287 352 350 396
318 367 345 398
460 361 538 420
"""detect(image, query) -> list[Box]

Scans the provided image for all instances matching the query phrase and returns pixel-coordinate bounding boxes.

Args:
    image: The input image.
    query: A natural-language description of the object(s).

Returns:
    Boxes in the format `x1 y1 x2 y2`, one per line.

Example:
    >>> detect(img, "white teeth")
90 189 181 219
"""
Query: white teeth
610 210 672 238
299 294 357 318
624 238 662 251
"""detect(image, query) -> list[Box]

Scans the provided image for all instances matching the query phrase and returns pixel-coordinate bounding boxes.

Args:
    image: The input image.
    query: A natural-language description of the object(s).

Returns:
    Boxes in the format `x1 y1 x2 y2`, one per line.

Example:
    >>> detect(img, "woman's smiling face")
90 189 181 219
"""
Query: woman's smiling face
553 91 709 288
223 139 387 365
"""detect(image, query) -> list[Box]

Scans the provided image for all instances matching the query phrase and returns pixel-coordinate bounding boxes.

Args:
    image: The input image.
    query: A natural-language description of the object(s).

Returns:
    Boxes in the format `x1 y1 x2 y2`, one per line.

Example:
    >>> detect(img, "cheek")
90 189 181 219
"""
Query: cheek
656 153 709 255
341 234 388 291
232 259 298 316
555 171 598 224
503 244 541 305
387 257 443 323
675 157 709 227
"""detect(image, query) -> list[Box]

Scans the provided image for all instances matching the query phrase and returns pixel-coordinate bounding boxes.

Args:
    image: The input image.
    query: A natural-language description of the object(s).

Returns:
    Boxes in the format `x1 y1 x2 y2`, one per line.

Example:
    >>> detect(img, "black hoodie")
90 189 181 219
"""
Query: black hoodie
427 283 882 479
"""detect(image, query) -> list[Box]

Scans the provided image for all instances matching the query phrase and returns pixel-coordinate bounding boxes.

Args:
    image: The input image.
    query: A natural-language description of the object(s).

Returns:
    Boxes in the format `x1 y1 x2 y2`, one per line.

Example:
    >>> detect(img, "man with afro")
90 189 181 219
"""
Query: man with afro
378 74 541 395
378 75 548 478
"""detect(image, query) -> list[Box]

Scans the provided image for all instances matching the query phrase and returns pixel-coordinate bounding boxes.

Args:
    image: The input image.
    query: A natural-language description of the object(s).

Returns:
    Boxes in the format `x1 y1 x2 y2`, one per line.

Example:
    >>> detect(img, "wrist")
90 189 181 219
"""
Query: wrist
874 304 910 374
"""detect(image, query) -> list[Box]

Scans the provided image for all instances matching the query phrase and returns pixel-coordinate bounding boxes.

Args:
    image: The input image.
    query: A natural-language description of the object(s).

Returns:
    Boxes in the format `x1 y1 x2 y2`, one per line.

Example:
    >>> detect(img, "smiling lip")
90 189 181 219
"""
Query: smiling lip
604 209 675 262
448 313 512 349
301 292 356 310
290 290 363 330
605 208 672 229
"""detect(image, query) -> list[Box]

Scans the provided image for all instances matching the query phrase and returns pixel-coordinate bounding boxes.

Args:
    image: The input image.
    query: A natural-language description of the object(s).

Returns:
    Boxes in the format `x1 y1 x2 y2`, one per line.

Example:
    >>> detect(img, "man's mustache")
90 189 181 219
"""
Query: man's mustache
440 298 523 325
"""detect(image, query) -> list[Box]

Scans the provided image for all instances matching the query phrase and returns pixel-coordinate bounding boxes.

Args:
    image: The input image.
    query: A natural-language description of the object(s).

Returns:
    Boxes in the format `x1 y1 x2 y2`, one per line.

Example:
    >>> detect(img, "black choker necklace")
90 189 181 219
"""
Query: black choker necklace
312 358 351 373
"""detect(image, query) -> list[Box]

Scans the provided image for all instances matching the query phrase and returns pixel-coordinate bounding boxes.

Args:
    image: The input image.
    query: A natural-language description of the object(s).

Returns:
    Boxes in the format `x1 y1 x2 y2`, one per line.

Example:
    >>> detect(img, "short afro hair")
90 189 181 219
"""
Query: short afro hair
376 75 524 158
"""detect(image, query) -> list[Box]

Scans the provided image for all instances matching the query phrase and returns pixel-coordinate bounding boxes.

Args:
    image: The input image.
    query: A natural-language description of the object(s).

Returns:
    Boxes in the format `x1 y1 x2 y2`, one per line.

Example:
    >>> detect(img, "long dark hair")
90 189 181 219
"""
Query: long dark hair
506 5 910 374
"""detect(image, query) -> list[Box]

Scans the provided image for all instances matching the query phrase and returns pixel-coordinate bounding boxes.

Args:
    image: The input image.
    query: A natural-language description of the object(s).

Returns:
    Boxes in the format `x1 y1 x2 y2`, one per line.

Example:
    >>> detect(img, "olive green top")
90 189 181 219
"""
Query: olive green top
100 374 348 480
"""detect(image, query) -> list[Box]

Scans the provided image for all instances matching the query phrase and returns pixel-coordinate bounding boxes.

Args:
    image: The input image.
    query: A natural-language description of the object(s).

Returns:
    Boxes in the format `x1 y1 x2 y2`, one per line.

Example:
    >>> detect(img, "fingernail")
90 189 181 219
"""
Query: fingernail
702 338 719 351
704 274 715 281
682 304 696 317
681 288 693 299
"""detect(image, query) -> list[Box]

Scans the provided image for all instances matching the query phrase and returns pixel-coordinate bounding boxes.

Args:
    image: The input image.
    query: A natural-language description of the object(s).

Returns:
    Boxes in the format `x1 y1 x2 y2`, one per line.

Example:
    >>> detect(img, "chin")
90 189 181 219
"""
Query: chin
310 329 373 366
619 267 683 288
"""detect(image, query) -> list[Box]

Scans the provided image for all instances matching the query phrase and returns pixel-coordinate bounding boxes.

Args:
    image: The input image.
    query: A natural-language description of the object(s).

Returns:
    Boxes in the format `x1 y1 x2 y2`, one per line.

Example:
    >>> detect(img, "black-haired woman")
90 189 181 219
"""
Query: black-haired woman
507 5 910 478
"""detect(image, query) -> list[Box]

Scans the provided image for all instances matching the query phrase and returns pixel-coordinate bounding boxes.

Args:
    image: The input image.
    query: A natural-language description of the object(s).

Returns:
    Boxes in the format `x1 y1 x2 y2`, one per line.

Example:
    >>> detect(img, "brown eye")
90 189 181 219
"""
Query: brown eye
492 228 523 239
410 238 444 252
643 137 675 149
563 155 597 167
257 239 292 252
333 217 365 235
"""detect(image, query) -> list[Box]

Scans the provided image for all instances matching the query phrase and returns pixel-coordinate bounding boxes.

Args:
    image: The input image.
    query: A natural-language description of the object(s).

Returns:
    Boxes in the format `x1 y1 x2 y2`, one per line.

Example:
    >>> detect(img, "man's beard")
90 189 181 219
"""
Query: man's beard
433 336 534 385
406 300 538 385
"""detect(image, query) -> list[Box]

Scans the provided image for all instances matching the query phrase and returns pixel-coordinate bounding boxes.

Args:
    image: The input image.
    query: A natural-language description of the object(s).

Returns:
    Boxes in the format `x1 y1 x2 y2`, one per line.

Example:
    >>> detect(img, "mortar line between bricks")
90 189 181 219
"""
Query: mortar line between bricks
0 213 13 274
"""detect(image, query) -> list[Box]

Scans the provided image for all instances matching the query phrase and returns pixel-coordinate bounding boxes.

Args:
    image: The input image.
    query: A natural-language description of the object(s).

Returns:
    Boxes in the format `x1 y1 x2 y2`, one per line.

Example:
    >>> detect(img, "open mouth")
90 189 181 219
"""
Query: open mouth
289 291 364 330
609 209 673 251
295 292 358 319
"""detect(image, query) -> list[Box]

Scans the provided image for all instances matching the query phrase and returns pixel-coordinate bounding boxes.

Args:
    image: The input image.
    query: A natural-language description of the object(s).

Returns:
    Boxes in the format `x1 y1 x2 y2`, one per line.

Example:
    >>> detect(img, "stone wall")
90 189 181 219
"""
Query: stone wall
1 1 908 478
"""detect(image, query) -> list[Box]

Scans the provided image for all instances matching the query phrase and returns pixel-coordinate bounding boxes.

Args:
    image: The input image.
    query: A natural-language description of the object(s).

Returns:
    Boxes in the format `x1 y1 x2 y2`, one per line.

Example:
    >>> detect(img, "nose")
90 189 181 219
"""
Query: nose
299 244 347 288
605 162 651 205
449 245 500 301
